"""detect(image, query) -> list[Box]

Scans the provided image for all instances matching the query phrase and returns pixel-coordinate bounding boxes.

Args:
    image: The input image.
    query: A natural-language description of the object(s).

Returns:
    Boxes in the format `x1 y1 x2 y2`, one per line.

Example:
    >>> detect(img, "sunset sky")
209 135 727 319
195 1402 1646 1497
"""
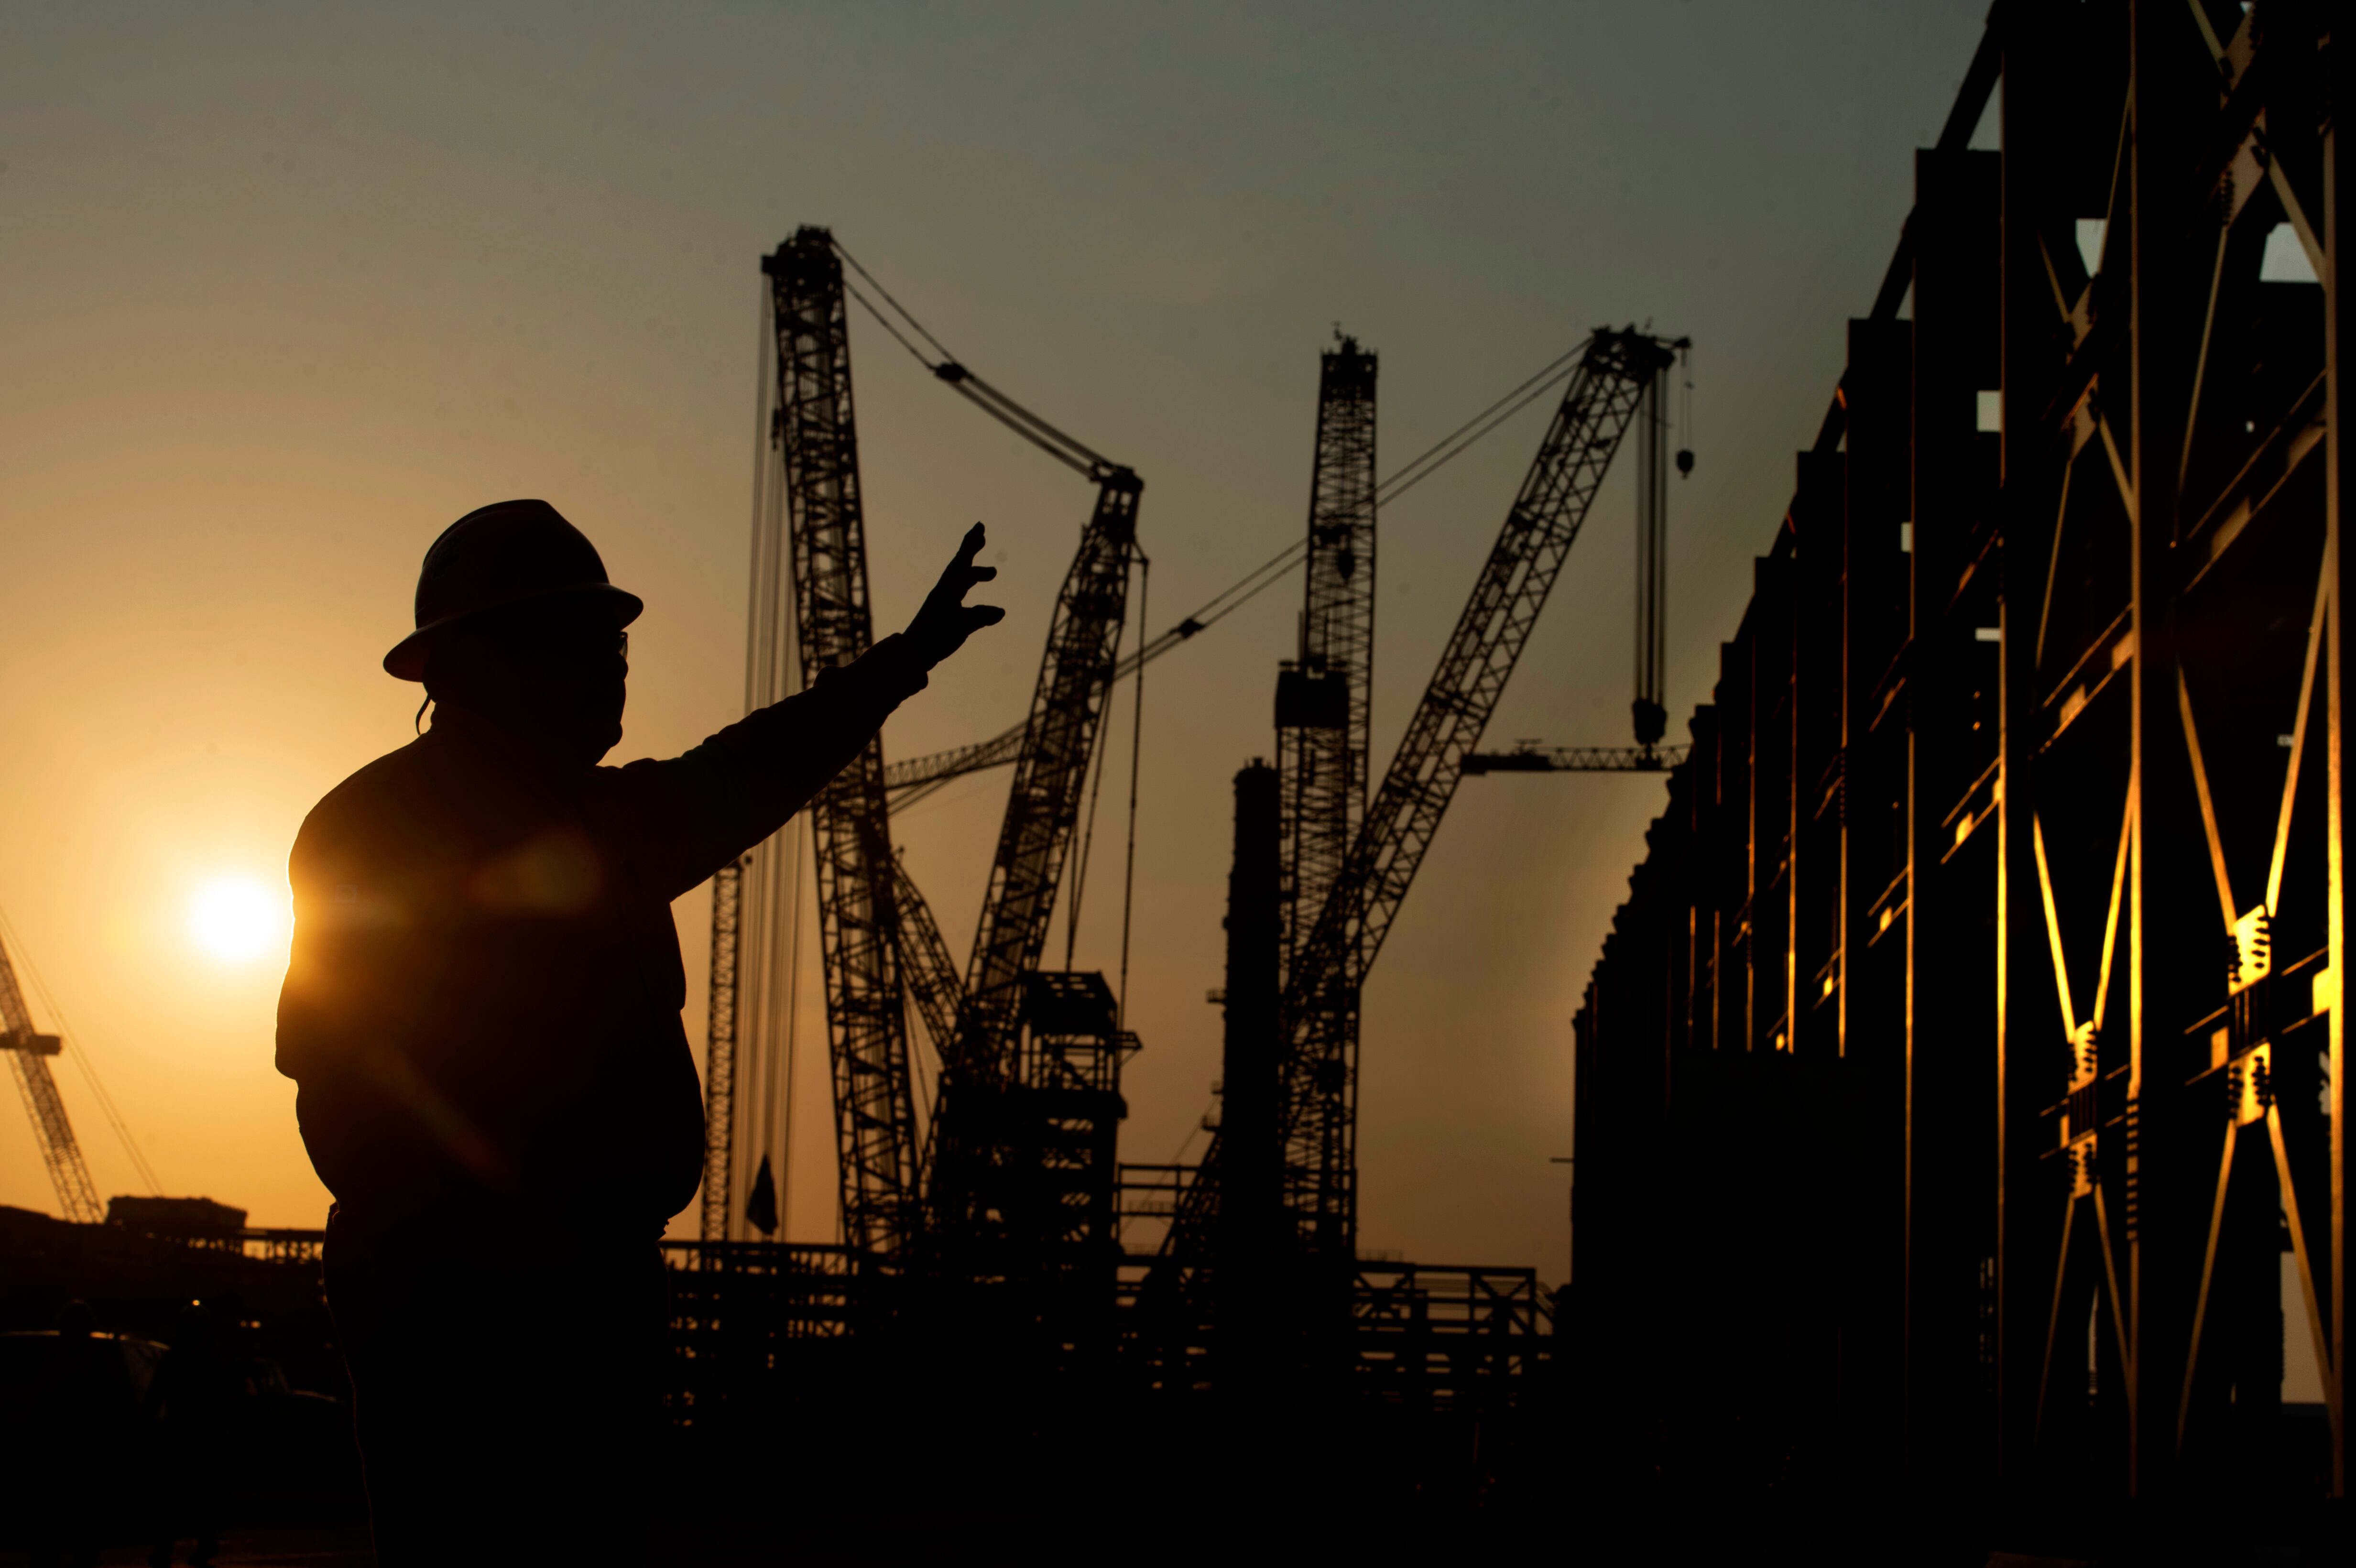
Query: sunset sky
3 0 1990 1278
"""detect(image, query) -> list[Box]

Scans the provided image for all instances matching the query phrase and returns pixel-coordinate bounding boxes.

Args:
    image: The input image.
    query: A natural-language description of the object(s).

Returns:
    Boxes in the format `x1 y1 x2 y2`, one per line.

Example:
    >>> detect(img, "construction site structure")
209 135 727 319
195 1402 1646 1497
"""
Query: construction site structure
684 229 1612 1481
1572 1 2346 1542
704 224 1151 1280
0 931 98 1224
1166 326 1682 1296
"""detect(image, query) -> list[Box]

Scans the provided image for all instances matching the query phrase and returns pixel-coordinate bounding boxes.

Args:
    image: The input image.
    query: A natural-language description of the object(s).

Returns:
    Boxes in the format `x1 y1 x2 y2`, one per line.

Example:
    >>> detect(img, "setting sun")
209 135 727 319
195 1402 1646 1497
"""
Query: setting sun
188 876 287 964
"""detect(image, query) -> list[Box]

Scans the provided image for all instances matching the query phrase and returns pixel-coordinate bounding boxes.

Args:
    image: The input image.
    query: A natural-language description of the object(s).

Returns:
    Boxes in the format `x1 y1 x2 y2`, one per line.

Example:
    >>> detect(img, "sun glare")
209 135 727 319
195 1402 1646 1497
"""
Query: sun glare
188 876 286 964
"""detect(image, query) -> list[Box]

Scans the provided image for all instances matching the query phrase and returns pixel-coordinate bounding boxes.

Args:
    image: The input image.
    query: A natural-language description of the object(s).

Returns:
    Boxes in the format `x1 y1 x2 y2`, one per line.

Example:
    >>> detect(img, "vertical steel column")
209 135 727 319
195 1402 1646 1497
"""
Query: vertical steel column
1907 142 2003 1507
2323 6 2351 1494
1993 8 2069 1498
1845 315 1914 1492
2121 2 2215 1494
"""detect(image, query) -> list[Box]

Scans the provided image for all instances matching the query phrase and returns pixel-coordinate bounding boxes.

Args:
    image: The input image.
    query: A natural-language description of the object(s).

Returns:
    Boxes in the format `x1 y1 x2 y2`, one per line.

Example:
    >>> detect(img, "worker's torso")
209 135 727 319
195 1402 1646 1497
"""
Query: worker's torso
278 714 706 1241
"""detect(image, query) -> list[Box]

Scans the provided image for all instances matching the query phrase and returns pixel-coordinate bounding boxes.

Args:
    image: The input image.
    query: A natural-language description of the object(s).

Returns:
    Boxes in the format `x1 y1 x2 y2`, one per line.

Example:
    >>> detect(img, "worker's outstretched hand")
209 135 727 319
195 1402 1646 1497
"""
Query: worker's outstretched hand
905 523 1006 669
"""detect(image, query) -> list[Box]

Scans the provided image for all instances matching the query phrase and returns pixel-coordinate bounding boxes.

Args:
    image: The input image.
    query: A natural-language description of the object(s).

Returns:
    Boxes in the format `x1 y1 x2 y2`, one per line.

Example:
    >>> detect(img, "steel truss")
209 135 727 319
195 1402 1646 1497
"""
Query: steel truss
1572 0 2345 1536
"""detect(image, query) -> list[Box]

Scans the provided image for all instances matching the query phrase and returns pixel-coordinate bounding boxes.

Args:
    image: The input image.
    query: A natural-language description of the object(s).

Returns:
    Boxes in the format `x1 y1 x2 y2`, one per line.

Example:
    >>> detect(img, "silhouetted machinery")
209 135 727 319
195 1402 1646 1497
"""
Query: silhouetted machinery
0 929 100 1224
695 227 1682 1408
704 228 1146 1308
1159 327 1686 1363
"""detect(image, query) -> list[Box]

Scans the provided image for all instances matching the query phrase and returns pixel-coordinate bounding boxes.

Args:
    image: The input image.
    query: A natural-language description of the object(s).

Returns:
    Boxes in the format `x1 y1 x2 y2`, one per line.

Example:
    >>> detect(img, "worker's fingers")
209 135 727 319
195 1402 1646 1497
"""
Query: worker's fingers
968 566 998 585
958 521 987 561
966 605 1006 628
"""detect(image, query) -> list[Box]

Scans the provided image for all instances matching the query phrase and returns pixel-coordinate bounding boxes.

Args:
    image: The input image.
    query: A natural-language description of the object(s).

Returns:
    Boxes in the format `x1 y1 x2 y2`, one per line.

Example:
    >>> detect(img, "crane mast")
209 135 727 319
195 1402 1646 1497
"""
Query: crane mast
1274 334 1377 1250
1277 339 1377 958
1175 327 1679 1267
0 934 100 1224
755 227 921 1255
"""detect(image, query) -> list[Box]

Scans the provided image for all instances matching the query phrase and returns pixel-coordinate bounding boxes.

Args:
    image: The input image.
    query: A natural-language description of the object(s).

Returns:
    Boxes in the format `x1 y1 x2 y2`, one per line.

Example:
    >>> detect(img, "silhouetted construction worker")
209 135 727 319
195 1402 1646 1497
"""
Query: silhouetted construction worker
276 500 1001 1565
144 1303 241 1568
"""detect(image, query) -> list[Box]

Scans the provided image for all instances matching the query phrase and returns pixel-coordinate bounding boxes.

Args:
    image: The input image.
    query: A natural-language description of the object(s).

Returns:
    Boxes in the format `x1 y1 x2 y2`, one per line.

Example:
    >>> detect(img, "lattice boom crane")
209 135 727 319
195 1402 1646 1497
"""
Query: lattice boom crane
0 931 100 1224
748 227 923 1255
1173 326 1682 1264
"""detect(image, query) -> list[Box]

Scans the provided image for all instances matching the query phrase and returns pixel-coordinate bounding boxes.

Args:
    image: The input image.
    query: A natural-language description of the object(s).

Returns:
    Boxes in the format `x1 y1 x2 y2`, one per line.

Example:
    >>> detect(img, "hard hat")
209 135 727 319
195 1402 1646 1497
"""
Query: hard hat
383 500 644 681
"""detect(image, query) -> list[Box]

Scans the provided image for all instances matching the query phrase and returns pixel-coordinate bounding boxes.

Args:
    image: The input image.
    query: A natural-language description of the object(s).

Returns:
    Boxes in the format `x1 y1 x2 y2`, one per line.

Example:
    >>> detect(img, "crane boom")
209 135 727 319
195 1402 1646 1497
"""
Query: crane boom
1465 743 1691 773
762 227 921 1255
1171 327 1679 1263
0 935 100 1224
926 469 1140 1244
809 232 1148 1259
883 607 1203 806
951 471 1142 1088
891 856 965 1085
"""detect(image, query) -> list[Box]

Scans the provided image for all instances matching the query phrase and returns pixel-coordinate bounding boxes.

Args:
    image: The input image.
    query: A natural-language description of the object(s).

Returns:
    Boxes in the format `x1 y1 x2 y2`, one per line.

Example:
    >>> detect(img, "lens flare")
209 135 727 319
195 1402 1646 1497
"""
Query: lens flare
188 877 285 963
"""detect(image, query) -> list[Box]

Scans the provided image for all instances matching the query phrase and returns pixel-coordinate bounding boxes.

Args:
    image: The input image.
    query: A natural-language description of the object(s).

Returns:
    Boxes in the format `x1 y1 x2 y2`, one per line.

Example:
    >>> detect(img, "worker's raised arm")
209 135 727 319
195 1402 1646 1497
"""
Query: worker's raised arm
620 523 1004 897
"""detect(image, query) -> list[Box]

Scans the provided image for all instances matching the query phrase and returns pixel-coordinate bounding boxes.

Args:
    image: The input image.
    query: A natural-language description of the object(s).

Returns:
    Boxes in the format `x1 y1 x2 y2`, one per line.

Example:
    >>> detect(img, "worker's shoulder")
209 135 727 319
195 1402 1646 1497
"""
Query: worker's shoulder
290 738 457 874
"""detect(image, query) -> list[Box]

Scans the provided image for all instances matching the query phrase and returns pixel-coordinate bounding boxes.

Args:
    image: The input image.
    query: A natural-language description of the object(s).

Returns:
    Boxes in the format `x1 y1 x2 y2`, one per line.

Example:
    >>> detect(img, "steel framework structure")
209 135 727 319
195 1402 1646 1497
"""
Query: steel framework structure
1572 1 2345 1542
759 227 920 1255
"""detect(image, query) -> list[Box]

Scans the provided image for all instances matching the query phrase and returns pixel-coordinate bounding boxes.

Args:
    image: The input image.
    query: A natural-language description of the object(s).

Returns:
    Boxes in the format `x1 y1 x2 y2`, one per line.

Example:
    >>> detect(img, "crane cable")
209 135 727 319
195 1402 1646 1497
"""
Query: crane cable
883 337 1598 819
1374 337 1593 506
834 238 1117 479
836 230 1593 646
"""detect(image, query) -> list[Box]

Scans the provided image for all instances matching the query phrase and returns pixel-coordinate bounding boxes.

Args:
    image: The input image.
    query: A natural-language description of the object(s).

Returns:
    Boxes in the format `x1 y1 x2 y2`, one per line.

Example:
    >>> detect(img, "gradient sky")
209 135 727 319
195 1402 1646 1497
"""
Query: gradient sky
2 0 1991 1277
